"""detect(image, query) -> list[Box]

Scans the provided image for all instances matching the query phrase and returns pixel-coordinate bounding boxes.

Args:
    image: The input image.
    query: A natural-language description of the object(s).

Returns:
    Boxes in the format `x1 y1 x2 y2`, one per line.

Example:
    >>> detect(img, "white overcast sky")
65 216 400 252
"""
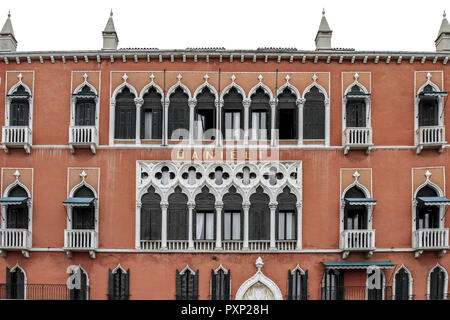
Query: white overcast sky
2 0 449 52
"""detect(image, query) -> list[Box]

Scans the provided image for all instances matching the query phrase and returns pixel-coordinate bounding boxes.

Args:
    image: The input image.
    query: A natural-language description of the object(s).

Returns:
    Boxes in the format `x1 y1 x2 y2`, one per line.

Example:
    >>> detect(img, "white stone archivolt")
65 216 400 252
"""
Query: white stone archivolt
235 257 283 300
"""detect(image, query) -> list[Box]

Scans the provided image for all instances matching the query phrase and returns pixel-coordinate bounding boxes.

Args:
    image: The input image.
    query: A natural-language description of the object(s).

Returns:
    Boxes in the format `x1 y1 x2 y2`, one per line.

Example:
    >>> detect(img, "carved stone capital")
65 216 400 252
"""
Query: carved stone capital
160 201 169 209
110 100 116 108
134 98 144 107
215 201 224 209
187 202 196 210
242 202 251 210
297 98 306 105
188 98 197 108
269 99 277 108
269 202 278 210
136 201 142 208
242 99 251 108
296 202 302 209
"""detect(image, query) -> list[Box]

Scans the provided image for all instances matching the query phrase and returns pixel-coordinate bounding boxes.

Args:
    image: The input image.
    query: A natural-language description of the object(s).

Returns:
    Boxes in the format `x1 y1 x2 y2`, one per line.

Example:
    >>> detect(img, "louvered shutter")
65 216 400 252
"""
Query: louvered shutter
224 270 231 300
287 270 293 300
419 99 438 127
123 269 130 300
302 270 308 300
210 270 216 300
80 271 87 300
175 270 182 300
336 271 344 300
75 101 85 126
193 270 199 300
140 207 151 240
5 267 12 299
108 269 114 300
153 109 162 139
10 102 19 126
86 101 95 126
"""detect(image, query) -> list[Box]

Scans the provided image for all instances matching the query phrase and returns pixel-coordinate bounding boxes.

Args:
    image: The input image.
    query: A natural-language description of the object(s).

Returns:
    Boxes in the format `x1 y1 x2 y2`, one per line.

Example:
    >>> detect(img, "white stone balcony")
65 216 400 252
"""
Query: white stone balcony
2 126 32 154
63 229 97 258
0 228 31 258
344 127 373 155
413 228 449 258
340 229 376 259
416 126 446 154
68 125 98 154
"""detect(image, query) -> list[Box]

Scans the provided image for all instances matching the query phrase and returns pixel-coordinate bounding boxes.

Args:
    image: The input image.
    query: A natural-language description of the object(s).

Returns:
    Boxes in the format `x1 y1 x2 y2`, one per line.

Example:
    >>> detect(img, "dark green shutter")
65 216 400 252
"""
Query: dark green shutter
5 267 12 299
224 270 231 300
175 270 181 300
123 269 130 300
108 269 113 300
336 271 344 300
210 270 216 300
287 270 293 300
193 270 199 300
302 270 308 300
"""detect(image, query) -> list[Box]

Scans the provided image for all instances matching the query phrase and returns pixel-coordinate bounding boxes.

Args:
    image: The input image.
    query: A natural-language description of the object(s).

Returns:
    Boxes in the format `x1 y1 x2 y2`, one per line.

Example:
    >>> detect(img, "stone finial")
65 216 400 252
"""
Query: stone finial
436 10 450 52
426 72 432 81
17 73 23 82
315 9 332 51
425 170 432 180
150 73 155 81
354 73 360 81
312 73 318 82
285 74 290 82
13 170 20 180
102 10 119 50
177 73 183 82
80 170 87 181
255 257 264 271
231 74 236 82
83 73 88 82
353 170 360 181
0 11 17 52
122 73 128 82
203 74 210 82
258 74 263 82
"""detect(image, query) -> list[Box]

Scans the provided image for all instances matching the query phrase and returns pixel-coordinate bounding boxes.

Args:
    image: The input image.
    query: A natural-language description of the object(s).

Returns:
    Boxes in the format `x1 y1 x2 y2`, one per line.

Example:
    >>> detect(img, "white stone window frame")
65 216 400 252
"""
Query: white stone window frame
276 76 302 144
9 263 28 299
109 74 139 145
341 78 372 146
65 180 99 235
70 76 100 132
210 264 231 299
364 268 386 300
392 265 413 300
414 75 445 147
427 263 448 300
68 265 90 300
301 80 330 146
135 161 303 251
4 75 34 147
1 176 33 245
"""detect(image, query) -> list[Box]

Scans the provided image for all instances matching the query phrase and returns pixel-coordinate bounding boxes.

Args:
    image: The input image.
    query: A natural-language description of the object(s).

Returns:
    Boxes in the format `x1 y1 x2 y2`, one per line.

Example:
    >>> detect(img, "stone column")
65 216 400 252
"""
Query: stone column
270 99 277 146
243 99 251 144
243 202 250 249
269 202 277 249
135 201 142 249
161 201 169 249
297 98 305 145
215 201 223 249
163 98 169 146
134 98 144 145
188 99 197 145
188 202 195 249
216 100 223 147
109 100 116 145
325 98 330 146
296 202 302 250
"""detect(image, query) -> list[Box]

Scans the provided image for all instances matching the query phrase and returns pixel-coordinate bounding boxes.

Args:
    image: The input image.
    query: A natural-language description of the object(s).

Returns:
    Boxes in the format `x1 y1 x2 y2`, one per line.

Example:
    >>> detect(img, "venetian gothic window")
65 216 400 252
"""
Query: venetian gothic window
176 267 199 300
429 266 447 300
249 88 271 141
6 186 28 229
287 268 308 300
416 186 439 230
276 88 297 140
195 87 216 140
249 187 270 241
74 86 96 126
394 267 411 300
303 86 325 139
5 266 25 299
115 87 136 139
72 186 95 230
108 267 130 300
141 87 162 140
140 186 162 241
343 187 367 230
168 187 188 240
346 85 366 128
223 186 243 241
168 87 189 140
68 268 89 300
276 187 297 240
194 187 215 241
322 269 344 300
418 85 439 127
211 267 230 300
9 85 30 127
222 88 244 141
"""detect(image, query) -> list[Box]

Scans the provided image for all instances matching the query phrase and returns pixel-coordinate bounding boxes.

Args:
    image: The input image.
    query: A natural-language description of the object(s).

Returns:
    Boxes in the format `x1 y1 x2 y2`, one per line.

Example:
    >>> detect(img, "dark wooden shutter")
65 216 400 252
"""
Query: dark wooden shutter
287 270 293 300
346 100 366 127
301 270 308 300
140 207 151 240
224 270 230 300
168 88 189 139
152 108 162 139
249 188 270 240
123 269 130 300
108 269 113 300
303 87 325 139
10 101 29 126
277 89 297 139
168 189 188 240
193 270 199 300
115 88 136 139
176 270 182 300
430 268 445 300
5 267 12 299
336 271 344 300
395 268 409 300
210 270 216 300
80 270 88 300
419 99 438 127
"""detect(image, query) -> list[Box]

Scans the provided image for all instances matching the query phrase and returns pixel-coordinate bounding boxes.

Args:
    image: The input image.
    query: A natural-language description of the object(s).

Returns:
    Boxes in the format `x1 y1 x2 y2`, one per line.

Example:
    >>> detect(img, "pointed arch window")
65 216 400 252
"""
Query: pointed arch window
429 266 447 300
249 88 271 140
72 186 95 230
303 86 325 139
276 187 297 240
68 267 89 300
176 267 199 300
322 269 344 300
108 267 130 300
8 85 30 127
115 87 136 139
419 85 439 127
416 186 440 229
223 186 243 241
141 87 162 140
346 85 366 128
343 187 368 230
5 185 29 229
288 268 308 300
277 88 297 140
6 266 25 299
168 87 189 140
394 267 411 300
211 267 230 300
168 187 188 240
74 85 96 126
222 88 244 141
195 87 216 140
249 187 270 240
194 187 215 241
141 187 162 241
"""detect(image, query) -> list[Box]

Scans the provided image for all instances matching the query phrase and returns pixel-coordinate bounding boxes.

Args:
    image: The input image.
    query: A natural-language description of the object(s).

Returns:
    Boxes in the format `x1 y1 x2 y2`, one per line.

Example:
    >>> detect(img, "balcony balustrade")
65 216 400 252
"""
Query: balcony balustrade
321 286 392 300
344 127 373 155
64 229 97 258
68 125 98 154
340 229 375 259
1 126 32 154
413 228 449 257
0 283 70 300
0 229 31 258
417 126 446 154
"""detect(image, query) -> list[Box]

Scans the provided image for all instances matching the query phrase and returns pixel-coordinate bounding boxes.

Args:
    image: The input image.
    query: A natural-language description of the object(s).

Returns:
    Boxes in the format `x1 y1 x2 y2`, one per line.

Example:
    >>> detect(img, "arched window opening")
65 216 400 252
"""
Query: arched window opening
6 186 28 229
346 85 366 128
394 267 411 300
367 269 384 300
343 187 367 230
249 88 271 140
108 267 130 300
277 88 297 140
223 186 243 241
168 187 188 240
322 269 344 300
168 87 189 140
195 87 216 140
419 85 439 127
9 85 30 126
141 87 162 140
115 87 136 139
211 268 230 300
303 86 325 139
276 188 297 240
249 187 270 240
194 187 215 241
416 186 439 229
288 268 308 300
72 186 95 230
222 88 244 141
6 267 25 299
74 86 96 126
141 186 162 241
68 268 88 300
429 266 446 300
176 267 199 300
